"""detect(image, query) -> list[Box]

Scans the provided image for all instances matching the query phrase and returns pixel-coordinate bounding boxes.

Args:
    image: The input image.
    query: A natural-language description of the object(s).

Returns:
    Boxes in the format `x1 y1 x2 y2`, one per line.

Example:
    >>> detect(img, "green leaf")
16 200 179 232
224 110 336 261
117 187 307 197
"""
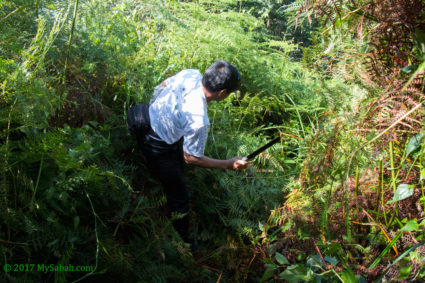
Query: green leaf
341 267 359 283
281 221 292 232
266 263 278 269
73 216 80 230
396 259 412 280
275 252 289 265
279 264 308 283
401 65 417 74
420 168 425 180
324 256 338 265
306 255 323 269
366 131 376 141
258 221 264 231
375 240 425 282
47 239 58 247
263 257 274 264
414 29 425 61
406 133 424 157
387 184 414 204
260 266 275 282
401 219 420 232
396 265 412 280
369 232 403 269
402 60 425 91
334 19 341 29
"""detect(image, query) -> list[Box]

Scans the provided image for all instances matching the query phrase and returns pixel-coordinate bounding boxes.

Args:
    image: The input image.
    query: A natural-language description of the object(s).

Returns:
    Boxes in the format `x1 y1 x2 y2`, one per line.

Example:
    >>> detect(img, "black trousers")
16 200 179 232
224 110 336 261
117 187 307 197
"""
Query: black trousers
139 134 190 242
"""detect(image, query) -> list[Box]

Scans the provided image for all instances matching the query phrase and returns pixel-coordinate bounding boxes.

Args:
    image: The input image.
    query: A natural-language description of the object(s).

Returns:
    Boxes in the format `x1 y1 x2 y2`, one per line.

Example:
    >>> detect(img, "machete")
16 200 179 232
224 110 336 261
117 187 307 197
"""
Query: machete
242 136 280 161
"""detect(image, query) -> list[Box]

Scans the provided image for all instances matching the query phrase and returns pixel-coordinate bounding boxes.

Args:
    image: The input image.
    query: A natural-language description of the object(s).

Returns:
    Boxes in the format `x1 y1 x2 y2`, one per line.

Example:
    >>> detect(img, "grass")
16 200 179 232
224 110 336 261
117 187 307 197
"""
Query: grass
0 0 424 282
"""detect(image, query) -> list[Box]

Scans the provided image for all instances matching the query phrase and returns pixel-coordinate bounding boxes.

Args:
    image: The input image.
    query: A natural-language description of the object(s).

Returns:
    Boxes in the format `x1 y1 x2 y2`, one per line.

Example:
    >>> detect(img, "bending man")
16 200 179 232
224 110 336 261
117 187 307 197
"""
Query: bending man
140 60 248 243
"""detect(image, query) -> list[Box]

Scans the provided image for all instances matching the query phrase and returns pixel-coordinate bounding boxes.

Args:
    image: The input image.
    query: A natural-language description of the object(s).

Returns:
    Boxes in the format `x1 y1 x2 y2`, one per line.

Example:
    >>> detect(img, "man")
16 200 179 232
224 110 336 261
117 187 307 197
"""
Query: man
139 60 248 244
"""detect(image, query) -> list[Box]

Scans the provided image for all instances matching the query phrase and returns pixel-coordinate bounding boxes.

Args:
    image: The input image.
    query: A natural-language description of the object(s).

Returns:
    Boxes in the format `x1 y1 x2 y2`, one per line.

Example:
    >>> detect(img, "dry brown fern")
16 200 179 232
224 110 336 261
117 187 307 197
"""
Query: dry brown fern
301 0 425 141
358 75 424 142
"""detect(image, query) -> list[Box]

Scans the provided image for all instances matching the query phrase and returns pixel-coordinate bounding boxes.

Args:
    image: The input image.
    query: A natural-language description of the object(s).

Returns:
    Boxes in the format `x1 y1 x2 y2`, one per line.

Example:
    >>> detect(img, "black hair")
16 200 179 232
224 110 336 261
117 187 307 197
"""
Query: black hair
202 60 241 94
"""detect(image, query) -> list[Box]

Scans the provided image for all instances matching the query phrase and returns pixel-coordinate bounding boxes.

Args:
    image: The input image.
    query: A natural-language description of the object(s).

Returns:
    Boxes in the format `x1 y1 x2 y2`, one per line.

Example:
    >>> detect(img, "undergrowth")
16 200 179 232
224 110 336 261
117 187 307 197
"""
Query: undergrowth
1 0 424 282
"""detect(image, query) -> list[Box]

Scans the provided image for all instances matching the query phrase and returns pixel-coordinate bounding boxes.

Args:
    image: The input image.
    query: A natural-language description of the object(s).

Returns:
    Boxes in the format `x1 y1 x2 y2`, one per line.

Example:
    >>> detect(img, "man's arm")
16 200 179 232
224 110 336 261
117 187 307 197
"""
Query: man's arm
184 153 248 171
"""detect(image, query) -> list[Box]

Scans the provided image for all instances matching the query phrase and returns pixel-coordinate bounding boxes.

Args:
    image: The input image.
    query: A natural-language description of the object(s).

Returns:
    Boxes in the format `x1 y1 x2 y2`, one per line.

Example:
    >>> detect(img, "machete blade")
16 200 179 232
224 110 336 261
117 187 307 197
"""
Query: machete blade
242 136 280 161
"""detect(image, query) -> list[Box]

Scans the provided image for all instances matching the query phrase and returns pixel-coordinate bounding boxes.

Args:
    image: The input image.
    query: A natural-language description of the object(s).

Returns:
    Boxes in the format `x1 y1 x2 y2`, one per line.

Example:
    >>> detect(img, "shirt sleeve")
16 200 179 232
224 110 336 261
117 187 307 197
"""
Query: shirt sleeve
150 84 164 104
183 125 209 157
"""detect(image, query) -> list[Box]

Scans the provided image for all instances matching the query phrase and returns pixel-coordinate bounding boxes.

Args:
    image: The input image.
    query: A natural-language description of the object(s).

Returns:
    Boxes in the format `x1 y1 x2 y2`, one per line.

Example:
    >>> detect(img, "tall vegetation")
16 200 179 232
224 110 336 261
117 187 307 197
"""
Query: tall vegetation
1 0 424 282
255 1 425 282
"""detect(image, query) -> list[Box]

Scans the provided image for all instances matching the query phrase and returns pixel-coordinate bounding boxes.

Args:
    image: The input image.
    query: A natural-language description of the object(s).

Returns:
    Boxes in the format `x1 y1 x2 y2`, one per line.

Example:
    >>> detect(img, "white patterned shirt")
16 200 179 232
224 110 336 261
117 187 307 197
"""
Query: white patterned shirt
148 69 210 157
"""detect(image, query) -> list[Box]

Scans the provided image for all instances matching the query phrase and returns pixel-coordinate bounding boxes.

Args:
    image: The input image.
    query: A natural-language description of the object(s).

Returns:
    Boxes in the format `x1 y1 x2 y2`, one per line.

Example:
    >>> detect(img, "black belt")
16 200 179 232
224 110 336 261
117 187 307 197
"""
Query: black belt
148 128 161 139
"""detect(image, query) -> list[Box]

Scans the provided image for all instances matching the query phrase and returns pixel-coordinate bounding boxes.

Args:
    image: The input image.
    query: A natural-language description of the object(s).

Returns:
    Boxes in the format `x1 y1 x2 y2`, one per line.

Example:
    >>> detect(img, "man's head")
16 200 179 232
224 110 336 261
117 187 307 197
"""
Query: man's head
202 60 241 102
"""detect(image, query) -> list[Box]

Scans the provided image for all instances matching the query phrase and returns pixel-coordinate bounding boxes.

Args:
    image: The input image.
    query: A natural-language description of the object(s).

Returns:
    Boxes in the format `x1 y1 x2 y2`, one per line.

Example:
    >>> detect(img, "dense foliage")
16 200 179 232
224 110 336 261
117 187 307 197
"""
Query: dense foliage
1 0 424 282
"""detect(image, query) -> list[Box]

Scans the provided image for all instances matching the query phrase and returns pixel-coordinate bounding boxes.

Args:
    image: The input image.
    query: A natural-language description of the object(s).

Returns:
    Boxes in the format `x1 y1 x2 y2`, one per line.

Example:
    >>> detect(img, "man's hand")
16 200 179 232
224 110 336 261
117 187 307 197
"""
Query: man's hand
184 153 248 171
229 157 248 171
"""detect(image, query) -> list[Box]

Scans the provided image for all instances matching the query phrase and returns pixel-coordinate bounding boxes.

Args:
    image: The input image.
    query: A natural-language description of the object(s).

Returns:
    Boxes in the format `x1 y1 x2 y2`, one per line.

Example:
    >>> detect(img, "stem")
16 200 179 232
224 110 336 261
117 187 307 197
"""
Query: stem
405 154 420 179
35 0 40 18
0 239 29 245
375 240 425 283
354 165 359 197
389 141 399 219
389 141 395 187
380 159 388 226
0 7 24 24
284 93 305 138
362 208 398 255
376 160 382 214
314 240 326 266
2 97 17 241
331 269 344 282
344 182 352 243
354 166 360 234
369 231 402 269
62 0 79 86
72 193 99 283
30 154 44 212
59 0 79 118
320 183 330 236
421 148 425 209
344 102 423 223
